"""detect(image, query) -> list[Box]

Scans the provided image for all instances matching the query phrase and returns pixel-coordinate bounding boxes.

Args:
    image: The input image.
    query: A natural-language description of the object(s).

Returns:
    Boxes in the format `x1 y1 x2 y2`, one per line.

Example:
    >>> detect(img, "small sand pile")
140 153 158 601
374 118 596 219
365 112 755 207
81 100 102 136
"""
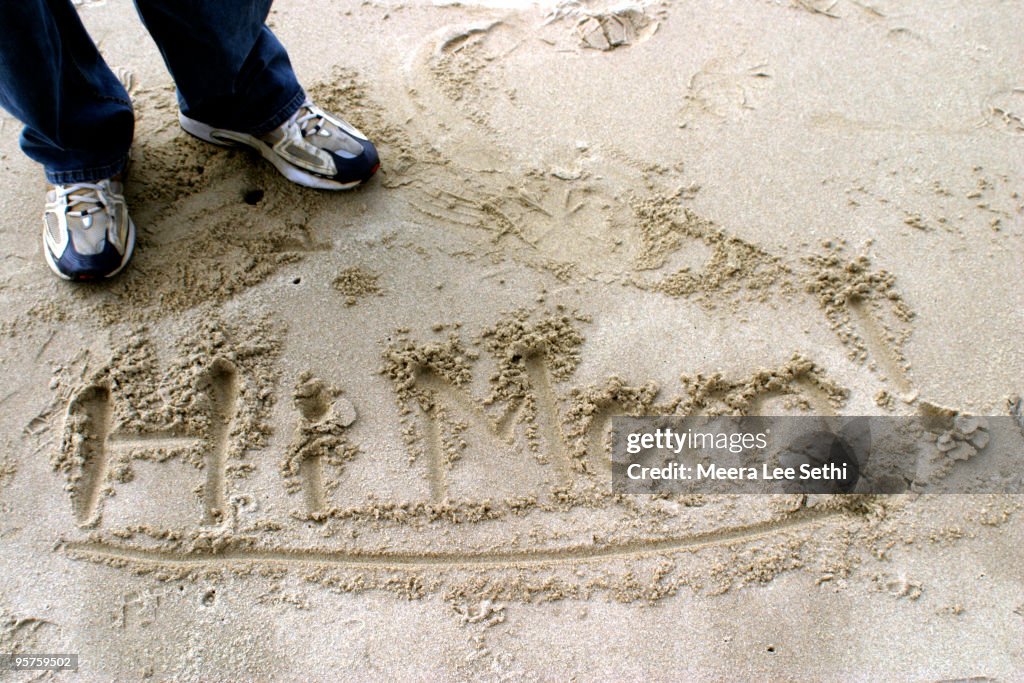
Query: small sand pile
564 377 660 468
332 266 382 306
478 309 585 405
678 353 849 415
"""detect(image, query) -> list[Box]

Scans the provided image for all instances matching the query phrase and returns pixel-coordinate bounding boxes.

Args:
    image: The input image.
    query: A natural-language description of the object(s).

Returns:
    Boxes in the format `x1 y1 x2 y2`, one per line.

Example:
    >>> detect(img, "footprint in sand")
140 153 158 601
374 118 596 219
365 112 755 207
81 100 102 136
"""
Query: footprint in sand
679 57 774 126
553 2 661 52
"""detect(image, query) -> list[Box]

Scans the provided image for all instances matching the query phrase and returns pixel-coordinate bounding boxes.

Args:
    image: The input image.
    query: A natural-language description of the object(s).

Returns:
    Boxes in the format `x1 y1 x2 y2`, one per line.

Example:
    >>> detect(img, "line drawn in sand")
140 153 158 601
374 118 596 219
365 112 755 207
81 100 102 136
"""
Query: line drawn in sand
846 297 913 395
199 361 240 525
65 506 844 570
983 87 1024 135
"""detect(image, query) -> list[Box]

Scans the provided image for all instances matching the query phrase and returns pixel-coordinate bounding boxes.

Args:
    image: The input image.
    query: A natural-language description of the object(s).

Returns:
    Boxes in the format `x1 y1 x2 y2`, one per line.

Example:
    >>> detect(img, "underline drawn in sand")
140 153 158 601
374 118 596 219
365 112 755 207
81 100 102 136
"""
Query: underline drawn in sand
64 506 844 570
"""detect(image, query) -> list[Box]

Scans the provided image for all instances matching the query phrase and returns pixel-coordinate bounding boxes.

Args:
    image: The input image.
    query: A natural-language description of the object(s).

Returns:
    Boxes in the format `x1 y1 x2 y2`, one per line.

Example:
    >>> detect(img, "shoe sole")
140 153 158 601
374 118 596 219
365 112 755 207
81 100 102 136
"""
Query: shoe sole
43 217 137 282
178 113 366 191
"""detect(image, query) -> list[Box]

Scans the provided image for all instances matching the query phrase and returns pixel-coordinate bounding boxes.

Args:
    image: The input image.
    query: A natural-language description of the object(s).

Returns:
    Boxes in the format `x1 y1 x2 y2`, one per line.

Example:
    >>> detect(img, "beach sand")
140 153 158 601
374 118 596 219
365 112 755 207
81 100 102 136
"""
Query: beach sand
0 0 1022 679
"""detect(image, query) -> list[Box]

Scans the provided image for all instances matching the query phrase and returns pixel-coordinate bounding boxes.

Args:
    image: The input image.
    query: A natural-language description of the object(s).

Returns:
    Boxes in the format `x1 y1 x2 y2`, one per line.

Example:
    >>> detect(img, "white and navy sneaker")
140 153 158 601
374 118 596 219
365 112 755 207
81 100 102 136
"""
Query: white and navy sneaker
179 99 380 190
43 179 136 281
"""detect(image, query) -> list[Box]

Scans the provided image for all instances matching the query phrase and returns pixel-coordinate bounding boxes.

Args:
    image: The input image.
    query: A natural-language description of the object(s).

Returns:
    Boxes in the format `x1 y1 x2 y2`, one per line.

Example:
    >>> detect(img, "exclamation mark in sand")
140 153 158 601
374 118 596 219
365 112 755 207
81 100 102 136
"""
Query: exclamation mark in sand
202 361 239 526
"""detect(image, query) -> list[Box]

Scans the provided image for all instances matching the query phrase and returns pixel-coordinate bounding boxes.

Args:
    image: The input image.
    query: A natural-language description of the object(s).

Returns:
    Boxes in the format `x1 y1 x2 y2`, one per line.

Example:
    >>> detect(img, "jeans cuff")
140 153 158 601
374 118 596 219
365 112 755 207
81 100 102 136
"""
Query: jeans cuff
45 154 130 185
248 87 306 137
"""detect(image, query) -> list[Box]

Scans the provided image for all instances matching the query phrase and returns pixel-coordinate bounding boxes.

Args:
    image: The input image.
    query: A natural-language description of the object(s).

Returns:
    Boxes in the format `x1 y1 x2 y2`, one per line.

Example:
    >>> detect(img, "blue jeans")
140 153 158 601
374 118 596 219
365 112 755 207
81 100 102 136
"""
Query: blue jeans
0 0 304 184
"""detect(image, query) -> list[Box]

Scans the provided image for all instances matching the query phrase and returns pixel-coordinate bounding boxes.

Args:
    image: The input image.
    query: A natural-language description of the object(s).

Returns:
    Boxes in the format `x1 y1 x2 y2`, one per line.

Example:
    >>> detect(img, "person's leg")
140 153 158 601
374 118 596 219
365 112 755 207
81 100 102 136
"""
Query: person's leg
0 0 133 184
132 0 304 136
0 0 136 281
135 0 379 189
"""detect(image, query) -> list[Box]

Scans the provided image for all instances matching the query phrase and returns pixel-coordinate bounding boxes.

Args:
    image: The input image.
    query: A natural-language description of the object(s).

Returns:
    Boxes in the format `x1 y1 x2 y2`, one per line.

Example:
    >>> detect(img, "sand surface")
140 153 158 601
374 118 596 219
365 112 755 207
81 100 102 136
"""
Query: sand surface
0 0 1022 680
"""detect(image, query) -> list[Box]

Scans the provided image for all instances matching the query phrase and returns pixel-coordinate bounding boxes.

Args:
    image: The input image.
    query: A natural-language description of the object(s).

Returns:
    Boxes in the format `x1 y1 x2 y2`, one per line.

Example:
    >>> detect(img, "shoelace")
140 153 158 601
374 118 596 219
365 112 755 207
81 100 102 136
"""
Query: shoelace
294 104 330 138
57 183 108 227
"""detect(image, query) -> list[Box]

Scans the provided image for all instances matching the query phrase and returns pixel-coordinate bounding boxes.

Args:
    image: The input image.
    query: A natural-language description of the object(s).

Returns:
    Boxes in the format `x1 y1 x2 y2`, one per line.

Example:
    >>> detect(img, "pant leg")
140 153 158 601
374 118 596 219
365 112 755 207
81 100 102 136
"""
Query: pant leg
0 0 133 183
133 0 304 136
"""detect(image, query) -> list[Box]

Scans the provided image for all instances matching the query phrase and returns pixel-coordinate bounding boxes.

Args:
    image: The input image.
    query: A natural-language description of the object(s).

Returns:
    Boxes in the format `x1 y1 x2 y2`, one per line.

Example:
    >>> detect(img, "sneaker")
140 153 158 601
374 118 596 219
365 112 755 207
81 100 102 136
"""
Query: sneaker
42 179 136 281
179 100 380 190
